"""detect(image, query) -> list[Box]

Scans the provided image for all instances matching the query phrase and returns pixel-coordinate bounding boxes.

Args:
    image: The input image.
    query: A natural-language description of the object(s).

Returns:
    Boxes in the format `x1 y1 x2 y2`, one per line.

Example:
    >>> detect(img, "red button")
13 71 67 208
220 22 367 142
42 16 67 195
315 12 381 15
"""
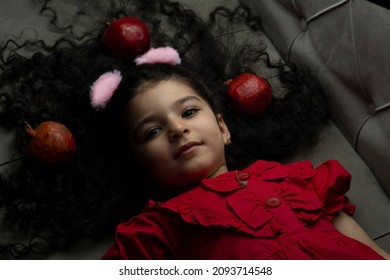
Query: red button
266 197 281 208
237 172 250 181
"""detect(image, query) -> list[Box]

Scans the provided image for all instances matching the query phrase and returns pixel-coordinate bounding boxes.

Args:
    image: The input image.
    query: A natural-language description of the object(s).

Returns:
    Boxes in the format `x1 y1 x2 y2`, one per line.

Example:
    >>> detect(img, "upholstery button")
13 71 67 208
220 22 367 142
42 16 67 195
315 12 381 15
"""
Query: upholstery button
300 19 308 31
266 197 281 208
368 103 376 115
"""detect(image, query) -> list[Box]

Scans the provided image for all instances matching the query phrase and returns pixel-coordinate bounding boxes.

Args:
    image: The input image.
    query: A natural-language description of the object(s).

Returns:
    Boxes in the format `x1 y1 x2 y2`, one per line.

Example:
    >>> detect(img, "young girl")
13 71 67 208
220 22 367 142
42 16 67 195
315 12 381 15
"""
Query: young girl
0 0 388 259
95 56 389 260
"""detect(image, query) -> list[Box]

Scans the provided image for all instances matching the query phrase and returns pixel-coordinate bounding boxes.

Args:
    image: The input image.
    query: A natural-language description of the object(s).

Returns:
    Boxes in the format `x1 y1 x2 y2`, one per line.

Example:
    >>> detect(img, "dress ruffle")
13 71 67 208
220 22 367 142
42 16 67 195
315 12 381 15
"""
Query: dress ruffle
148 160 353 238
102 160 382 260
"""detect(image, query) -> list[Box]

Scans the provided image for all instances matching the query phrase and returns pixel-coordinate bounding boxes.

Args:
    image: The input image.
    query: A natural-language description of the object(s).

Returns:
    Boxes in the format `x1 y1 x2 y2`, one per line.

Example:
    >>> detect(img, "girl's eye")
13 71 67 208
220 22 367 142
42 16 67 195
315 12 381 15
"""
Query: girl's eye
145 127 161 140
182 108 199 118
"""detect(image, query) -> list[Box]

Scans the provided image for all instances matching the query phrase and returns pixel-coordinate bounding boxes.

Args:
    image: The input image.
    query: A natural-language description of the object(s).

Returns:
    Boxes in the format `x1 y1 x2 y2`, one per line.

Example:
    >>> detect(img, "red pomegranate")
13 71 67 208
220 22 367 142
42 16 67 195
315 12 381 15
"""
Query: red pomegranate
101 16 151 61
226 73 273 116
25 121 76 165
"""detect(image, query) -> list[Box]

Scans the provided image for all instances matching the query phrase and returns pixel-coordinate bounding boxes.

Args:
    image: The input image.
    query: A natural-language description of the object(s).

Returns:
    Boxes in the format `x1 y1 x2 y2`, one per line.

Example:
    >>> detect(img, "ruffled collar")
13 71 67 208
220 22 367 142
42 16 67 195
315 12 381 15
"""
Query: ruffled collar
200 160 287 193
145 160 323 237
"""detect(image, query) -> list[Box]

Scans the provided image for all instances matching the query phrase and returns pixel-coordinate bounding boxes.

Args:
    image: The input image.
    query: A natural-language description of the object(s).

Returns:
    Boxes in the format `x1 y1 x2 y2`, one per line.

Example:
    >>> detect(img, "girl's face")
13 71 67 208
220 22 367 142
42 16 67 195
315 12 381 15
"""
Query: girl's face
125 78 230 191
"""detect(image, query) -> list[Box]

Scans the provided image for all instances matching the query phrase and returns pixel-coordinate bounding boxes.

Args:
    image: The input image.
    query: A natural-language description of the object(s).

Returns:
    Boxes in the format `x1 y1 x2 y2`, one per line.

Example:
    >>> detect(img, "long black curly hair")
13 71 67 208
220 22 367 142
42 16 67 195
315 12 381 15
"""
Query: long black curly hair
0 0 329 259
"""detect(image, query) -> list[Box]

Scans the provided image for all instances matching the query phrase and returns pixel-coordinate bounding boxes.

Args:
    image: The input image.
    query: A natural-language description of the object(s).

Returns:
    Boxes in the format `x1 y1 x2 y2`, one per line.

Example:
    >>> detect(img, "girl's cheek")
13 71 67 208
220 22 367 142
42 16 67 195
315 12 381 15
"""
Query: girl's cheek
142 142 164 161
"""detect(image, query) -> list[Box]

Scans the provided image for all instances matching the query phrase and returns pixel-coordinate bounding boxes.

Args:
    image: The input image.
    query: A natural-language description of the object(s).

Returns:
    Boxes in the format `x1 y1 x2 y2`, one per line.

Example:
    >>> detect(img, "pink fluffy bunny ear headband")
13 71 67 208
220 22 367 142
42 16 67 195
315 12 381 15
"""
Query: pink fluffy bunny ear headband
90 47 181 110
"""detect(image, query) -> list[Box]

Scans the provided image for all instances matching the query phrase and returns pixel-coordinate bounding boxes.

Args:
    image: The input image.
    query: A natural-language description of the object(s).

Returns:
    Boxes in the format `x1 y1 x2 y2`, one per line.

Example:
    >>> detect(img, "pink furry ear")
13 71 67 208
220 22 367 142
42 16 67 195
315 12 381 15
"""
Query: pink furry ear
135 47 181 65
90 70 122 110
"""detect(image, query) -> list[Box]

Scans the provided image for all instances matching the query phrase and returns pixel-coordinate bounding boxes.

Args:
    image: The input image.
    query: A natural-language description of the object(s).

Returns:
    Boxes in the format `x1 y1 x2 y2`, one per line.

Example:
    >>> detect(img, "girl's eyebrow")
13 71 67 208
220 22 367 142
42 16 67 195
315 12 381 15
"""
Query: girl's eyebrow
173 95 203 107
133 95 203 136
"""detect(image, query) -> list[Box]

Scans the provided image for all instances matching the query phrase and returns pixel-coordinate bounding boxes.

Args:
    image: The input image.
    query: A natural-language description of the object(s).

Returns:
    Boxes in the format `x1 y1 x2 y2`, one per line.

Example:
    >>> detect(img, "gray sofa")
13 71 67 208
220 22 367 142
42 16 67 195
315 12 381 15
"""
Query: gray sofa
0 0 389 258
239 0 390 250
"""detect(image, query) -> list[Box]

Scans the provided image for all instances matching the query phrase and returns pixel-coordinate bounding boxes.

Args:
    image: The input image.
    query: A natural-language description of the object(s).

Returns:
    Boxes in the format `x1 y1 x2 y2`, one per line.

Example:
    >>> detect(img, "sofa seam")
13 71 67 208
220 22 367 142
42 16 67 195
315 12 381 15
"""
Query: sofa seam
373 231 390 242
306 0 349 23
349 0 374 150
287 0 349 62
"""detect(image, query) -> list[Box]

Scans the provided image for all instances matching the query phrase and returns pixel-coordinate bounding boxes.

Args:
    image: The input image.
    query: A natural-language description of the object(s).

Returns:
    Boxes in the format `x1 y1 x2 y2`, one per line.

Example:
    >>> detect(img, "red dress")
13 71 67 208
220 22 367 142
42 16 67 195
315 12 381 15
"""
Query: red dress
102 160 384 259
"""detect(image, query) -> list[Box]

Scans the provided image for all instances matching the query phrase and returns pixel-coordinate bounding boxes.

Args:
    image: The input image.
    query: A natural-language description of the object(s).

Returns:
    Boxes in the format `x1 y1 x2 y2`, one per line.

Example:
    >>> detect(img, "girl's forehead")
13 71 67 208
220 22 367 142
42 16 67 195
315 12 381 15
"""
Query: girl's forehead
125 78 207 119
132 78 204 105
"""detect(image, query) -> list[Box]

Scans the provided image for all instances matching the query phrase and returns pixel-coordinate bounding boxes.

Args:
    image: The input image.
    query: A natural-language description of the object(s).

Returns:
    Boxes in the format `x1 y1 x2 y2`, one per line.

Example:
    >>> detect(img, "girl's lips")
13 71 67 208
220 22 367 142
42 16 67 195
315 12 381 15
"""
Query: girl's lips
174 141 201 159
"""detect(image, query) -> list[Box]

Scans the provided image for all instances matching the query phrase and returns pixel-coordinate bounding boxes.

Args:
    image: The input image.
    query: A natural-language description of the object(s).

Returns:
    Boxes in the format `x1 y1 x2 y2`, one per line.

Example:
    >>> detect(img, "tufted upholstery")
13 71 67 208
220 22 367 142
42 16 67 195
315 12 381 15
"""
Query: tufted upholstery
239 0 390 250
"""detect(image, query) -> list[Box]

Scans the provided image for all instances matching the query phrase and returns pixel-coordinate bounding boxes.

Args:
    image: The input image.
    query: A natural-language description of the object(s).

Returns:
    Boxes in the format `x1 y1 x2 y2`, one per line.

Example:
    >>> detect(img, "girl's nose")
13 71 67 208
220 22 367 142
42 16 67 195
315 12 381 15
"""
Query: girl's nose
168 118 190 141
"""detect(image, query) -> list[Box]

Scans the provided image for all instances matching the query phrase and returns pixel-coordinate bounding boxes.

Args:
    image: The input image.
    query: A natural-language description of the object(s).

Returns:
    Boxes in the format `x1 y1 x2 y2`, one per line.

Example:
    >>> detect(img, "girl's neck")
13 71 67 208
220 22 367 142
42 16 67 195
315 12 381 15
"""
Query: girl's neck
151 164 229 202
207 163 229 179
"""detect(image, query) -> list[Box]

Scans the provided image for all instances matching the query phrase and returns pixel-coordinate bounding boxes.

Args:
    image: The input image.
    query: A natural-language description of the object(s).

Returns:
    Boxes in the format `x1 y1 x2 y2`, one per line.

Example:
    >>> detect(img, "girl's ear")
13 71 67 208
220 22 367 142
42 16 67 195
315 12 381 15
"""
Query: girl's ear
216 113 231 145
